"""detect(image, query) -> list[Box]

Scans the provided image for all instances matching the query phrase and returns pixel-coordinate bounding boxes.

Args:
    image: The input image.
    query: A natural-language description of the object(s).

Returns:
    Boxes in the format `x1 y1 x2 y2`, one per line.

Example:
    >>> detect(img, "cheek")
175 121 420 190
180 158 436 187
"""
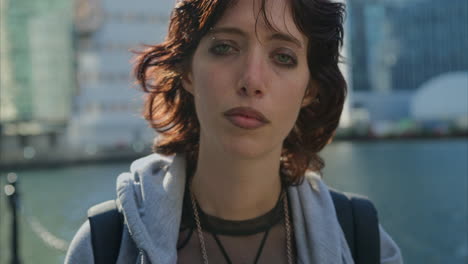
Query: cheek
193 72 223 104
192 56 236 100
274 80 309 131
277 94 303 124
190 63 231 123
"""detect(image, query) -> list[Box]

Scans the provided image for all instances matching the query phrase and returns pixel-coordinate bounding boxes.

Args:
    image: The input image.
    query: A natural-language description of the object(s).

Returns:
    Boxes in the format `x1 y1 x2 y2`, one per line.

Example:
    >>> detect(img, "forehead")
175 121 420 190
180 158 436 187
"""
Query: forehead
213 0 306 44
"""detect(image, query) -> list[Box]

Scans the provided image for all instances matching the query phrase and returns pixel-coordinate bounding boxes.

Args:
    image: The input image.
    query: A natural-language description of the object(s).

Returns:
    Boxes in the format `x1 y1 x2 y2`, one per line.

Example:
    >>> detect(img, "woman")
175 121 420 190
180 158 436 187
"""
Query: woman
66 0 403 263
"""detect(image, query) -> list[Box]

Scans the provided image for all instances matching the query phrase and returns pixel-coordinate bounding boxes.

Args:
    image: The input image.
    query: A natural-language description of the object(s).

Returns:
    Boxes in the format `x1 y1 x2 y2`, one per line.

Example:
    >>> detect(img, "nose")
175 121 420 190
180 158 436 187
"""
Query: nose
237 50 267 98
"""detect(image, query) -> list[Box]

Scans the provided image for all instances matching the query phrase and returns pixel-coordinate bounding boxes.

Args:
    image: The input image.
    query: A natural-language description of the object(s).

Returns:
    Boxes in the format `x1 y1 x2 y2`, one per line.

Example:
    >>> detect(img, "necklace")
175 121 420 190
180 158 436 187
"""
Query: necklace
189 183 294 264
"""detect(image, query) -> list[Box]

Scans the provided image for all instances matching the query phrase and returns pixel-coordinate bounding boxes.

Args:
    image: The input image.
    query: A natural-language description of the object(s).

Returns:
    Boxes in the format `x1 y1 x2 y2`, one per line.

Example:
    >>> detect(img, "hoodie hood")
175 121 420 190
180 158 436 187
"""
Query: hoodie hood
289 174 354 263
115 153 354 264
65 152 401 264
116 153 186 264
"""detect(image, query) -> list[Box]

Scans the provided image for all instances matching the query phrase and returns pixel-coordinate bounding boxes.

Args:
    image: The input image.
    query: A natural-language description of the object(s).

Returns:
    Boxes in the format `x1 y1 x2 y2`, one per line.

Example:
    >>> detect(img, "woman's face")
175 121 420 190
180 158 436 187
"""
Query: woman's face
183 0 311 159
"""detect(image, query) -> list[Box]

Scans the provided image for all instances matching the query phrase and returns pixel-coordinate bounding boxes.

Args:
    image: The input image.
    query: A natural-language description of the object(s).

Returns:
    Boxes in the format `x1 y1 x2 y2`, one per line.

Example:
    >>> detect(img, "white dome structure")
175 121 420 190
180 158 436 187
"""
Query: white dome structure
410 72 468 120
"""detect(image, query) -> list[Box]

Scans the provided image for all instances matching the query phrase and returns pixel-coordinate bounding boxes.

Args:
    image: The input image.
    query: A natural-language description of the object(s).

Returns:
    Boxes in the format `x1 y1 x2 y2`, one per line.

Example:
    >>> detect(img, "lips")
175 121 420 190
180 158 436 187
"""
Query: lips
223 107 270 130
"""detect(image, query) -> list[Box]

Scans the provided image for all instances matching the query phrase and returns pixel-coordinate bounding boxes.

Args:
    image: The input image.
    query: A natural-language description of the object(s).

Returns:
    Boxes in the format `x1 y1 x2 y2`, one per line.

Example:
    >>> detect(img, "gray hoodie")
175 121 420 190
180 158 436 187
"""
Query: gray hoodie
65 153 403 264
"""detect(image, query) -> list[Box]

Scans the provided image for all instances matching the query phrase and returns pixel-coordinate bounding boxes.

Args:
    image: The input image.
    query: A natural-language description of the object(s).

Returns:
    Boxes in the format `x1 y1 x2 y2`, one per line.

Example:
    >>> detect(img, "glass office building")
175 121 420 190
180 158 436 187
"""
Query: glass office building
347 0 468 120
349 0 467 92
0 0 75 125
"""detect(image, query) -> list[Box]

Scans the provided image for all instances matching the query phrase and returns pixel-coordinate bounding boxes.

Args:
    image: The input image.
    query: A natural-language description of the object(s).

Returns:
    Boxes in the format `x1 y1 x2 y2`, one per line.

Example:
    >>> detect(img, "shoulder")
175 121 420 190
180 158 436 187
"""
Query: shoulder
117 152 184 183
116 152 183 194
129 152 175 174
379 225 404 263
65 221 94 264
299 170 327 194
299 172 404 263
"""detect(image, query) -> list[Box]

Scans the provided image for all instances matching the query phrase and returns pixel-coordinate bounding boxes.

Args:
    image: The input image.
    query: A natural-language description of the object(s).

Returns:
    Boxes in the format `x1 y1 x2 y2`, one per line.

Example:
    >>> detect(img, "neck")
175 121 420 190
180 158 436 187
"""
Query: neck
190 140 283 221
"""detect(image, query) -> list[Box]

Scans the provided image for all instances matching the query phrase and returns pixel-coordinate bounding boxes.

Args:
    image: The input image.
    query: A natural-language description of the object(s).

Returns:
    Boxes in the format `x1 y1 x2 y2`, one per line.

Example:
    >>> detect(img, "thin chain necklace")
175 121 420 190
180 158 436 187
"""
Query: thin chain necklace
189 182 294 264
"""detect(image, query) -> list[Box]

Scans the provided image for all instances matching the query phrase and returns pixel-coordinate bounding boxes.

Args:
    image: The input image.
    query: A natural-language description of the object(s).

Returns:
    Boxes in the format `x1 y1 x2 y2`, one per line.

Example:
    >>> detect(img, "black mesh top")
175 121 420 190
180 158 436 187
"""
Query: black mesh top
176 180 296 264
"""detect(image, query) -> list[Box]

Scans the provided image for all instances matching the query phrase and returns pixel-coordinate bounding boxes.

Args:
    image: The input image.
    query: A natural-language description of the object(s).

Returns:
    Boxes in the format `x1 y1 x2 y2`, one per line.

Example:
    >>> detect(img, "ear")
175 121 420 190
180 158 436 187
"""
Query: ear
301 80 319 108
301 93 314 107
181 71 194 94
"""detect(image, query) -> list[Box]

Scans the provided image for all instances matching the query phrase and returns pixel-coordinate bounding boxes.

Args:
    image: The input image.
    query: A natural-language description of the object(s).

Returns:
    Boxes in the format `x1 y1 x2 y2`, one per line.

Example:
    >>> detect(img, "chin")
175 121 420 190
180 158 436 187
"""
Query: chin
220 137 277 160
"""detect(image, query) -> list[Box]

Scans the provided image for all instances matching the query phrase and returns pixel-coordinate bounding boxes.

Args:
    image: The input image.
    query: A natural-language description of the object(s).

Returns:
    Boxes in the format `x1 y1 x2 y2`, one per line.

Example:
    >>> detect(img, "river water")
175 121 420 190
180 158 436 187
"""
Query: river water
1 140 467 263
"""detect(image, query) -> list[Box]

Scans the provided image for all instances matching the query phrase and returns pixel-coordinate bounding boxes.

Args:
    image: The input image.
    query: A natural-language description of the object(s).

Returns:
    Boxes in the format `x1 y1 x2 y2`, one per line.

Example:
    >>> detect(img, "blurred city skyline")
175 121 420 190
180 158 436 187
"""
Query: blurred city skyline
1 0 467 167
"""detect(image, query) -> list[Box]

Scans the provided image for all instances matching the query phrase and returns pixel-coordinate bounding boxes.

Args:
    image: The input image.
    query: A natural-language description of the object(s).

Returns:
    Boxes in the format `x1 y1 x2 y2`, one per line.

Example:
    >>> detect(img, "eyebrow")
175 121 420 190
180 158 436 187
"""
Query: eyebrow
208 26 303 49
269 32 303 49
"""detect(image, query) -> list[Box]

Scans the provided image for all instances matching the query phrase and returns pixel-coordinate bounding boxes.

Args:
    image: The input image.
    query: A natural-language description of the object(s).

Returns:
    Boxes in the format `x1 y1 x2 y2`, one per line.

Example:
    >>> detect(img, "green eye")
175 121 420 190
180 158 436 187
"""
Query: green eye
276 54 293 64
211 44 232 55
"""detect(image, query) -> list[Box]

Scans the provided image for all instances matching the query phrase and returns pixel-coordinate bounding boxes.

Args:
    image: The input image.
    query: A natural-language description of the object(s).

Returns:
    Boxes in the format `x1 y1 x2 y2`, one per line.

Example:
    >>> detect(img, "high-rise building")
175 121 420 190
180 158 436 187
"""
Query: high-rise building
67 0 174 151
347 0 468 121
0 0 75 125
1 0 76 162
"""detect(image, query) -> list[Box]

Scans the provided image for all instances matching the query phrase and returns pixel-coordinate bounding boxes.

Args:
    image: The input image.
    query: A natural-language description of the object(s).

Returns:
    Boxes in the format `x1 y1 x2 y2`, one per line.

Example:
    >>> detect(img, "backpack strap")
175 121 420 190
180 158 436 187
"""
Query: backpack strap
349 194 380 264
88 200 123 264
329 190 356 256
329 189 381 264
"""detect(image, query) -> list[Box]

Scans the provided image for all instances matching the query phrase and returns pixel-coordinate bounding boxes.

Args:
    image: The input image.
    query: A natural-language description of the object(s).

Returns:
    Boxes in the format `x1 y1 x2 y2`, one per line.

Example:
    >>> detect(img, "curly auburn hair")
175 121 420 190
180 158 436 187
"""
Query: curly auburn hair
134 0 347 185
